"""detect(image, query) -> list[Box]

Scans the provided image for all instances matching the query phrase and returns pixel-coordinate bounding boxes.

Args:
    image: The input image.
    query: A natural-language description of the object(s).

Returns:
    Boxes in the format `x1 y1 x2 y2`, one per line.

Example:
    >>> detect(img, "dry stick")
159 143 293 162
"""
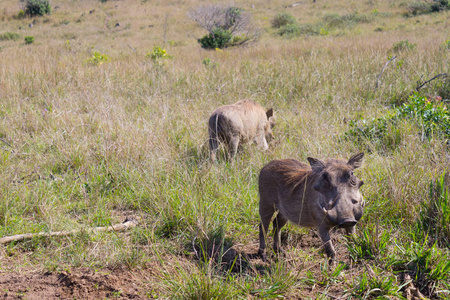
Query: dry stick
374 55 397 93
415 73 448 92
0 218 138 245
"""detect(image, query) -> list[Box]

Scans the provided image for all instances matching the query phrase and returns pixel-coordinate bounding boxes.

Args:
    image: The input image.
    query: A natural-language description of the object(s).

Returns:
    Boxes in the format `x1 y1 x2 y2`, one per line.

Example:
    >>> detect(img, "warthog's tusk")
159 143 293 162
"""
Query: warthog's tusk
317 199 327 214
361 198 366 207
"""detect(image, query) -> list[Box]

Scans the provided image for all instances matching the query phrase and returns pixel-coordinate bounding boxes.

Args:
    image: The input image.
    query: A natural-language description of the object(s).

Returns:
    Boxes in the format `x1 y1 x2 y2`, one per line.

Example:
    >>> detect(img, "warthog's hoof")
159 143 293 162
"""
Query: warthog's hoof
258 249 268 262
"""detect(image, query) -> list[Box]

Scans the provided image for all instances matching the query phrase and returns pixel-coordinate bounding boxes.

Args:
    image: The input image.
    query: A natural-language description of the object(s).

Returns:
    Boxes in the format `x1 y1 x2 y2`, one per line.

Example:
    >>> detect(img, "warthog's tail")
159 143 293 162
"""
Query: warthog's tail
208 113 226 161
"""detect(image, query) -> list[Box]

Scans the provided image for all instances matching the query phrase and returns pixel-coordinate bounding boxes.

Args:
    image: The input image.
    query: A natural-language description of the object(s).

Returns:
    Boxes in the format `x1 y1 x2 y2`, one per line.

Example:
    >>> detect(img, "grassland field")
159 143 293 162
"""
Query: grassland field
0 0 450 298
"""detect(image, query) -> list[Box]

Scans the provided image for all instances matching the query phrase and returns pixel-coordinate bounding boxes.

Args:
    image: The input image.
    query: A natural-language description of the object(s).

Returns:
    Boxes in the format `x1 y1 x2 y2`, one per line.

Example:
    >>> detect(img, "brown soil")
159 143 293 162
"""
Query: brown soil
0 267 150 299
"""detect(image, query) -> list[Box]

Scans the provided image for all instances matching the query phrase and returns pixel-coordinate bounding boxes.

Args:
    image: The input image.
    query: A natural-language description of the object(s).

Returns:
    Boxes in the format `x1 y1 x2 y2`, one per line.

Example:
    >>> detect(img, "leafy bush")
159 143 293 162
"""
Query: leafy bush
223 6 242 30
442 39 450 50
189 5 260 49
404 0 449 16
271 12 296 28
24 36 35 44
391 39 416 52
396 93 450 139
198 27 233 50
345 93 450 150
406 2 432 15
85 51 110 65
25 0 51 17
0 32 20 41
146 45 173 60
431 0 450 11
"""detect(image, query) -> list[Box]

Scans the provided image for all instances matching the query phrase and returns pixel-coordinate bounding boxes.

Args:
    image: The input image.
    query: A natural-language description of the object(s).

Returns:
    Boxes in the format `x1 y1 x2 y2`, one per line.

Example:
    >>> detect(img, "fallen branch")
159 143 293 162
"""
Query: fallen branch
0 217 138 245
374 55 397 92
415 73 448 92
286 1 305 8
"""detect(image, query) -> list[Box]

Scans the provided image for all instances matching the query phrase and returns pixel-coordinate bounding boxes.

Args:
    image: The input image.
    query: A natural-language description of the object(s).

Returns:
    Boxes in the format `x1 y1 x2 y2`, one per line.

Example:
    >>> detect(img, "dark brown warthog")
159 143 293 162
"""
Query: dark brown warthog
208 100 274 162
258 153 365 261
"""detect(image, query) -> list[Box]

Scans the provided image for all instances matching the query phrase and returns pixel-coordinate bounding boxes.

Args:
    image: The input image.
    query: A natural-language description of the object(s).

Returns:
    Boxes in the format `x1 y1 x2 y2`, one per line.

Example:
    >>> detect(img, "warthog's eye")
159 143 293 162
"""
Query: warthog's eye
351 199 358 205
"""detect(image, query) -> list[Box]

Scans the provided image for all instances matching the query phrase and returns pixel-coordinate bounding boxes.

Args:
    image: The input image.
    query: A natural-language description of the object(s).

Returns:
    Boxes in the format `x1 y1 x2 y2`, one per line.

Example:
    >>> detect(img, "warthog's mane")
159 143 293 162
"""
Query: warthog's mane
277 162 318 195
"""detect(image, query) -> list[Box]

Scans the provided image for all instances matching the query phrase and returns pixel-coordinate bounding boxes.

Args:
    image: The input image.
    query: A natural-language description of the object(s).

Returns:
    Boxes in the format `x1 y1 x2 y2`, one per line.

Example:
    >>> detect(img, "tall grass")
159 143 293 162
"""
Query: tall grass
0 0 449 297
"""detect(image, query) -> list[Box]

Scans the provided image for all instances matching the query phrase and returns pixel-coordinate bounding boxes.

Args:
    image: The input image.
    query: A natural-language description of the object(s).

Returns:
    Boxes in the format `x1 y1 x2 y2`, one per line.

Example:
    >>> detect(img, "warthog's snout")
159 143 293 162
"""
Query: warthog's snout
338 218 357 228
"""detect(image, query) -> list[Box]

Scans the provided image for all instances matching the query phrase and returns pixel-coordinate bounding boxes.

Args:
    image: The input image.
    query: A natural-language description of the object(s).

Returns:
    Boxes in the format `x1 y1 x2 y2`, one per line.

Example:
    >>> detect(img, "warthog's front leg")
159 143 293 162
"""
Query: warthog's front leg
345 226 356 236
318 226 335 262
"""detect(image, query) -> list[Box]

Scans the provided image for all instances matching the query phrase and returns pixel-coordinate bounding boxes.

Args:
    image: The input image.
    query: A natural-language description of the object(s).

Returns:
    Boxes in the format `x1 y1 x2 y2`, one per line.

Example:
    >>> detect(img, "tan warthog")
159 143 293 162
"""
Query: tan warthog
258 153 365 261
208 100 274 162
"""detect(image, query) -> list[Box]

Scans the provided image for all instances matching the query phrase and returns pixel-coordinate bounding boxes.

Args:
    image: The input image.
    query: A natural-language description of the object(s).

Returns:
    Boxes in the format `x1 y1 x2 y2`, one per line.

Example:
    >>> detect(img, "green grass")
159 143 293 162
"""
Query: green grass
0 0 450 298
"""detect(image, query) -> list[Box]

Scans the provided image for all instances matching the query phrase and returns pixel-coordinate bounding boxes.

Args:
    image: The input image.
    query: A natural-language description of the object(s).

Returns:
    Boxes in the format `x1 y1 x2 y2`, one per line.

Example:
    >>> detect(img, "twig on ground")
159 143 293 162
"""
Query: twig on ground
127 44 137 53
374 55 397 92
0 217 138 245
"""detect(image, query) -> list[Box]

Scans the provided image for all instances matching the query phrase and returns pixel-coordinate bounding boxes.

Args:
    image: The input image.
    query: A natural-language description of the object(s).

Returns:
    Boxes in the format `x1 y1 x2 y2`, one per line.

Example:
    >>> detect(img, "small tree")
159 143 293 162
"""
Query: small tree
188 5 260 49
25 0 51 17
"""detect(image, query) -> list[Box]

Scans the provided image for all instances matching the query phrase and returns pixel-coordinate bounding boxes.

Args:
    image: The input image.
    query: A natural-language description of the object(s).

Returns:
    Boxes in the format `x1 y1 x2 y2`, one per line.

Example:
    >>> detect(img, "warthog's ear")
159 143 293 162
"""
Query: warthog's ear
307 157 325 172
266 108 273 119
348 153 364 169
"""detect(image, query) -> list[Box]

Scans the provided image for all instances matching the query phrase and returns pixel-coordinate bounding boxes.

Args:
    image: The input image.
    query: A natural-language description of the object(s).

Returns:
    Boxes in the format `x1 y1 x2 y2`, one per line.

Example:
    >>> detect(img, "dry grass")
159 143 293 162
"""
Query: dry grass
0 0 449 298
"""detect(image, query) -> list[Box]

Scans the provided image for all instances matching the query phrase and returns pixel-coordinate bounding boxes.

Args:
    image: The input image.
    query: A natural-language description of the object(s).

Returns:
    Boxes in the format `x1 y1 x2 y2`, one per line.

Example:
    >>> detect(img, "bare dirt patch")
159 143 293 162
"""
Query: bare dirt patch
0 267 150 299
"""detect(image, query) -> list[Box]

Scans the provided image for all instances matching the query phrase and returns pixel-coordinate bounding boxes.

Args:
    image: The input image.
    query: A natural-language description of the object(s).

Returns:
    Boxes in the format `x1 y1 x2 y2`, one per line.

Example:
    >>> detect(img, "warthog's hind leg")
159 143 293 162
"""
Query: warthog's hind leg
228 134 240 160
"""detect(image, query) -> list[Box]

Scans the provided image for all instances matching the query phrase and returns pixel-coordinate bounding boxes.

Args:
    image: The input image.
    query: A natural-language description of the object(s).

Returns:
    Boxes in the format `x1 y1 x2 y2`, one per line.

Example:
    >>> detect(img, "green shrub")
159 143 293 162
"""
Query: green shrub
223 6 242 30
146 45 173 60
271 12 296 28
345 93 450 150
0 32 20 41
17 10 26 19
391 39 416 52
25 0 51 17
198 27 232 49
442 39 450 50
24 36 35 44
407 2 431 15
396 93 450 139
85 51 110 65
190 5 260 49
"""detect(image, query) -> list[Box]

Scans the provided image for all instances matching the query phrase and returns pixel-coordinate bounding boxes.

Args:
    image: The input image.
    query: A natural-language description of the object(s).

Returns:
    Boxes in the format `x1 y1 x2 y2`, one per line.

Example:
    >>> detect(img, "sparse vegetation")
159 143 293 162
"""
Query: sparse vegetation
0 32 20 41
1 0 450 298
